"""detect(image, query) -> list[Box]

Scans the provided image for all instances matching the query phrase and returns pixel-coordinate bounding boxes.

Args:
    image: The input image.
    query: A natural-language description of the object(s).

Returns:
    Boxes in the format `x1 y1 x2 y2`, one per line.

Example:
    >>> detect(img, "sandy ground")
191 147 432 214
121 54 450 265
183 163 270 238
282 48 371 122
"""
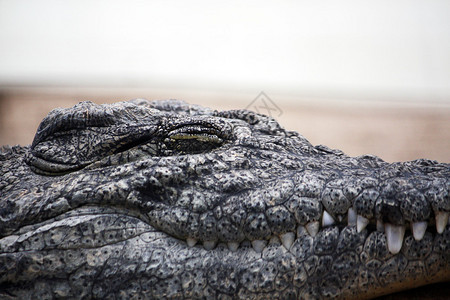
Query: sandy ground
0 86 449 163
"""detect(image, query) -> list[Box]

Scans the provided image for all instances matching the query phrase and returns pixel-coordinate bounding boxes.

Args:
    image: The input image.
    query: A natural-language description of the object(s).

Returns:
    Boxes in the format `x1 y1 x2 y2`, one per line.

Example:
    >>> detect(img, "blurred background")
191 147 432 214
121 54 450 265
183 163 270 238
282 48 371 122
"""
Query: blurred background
0 0 449 162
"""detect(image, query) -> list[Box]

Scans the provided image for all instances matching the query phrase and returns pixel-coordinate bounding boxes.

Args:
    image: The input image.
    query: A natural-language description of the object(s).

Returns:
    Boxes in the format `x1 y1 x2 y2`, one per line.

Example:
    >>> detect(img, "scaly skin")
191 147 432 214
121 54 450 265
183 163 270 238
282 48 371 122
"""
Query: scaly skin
0 99 448 299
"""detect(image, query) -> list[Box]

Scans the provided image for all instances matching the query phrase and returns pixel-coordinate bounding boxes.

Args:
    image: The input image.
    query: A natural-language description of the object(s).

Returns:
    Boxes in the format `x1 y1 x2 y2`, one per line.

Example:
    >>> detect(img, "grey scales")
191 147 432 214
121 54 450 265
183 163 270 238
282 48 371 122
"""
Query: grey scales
0 99 448 299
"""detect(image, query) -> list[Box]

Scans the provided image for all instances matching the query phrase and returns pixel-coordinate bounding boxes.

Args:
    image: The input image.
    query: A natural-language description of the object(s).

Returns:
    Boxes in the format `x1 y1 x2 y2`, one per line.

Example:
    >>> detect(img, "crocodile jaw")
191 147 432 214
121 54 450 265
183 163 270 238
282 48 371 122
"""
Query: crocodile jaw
1 205 448 299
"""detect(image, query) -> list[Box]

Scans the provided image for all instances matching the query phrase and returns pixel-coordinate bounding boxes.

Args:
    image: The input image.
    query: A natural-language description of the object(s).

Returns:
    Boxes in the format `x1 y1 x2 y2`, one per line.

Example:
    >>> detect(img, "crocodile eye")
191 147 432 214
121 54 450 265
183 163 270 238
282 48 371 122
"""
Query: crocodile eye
164 123 225 154
26 102 233 175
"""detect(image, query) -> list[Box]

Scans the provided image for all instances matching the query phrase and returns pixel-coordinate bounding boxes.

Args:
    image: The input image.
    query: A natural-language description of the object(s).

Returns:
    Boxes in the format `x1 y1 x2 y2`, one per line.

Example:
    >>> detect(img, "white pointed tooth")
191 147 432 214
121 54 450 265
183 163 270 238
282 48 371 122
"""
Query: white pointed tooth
357 215 370 233
203 240 217 250
385 223 405 254
347 208 357 226
297 225 308 237
227 242 240 252
306 221 319 237
186 237 198 247
411 221 427 241
280 232 295 250
376 219 384 232
322 210 335 227
435 211 449 234
251 239 268 253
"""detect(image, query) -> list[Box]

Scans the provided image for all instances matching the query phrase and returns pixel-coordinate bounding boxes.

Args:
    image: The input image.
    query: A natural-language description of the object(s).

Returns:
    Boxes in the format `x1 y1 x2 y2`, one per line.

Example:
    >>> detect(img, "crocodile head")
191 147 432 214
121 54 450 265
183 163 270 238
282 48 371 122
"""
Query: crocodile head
0 99 449 299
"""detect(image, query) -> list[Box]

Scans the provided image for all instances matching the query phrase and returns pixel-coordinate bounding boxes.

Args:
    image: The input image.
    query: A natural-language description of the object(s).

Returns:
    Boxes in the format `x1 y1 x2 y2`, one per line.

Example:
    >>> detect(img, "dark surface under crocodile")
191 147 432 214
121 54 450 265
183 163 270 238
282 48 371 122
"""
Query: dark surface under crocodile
0 99 449 299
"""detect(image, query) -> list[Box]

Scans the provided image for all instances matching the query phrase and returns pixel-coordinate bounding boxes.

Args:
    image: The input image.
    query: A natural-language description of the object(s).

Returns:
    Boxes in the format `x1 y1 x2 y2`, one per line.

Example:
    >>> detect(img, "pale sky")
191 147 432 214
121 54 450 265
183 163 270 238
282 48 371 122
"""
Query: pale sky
1 0 450 102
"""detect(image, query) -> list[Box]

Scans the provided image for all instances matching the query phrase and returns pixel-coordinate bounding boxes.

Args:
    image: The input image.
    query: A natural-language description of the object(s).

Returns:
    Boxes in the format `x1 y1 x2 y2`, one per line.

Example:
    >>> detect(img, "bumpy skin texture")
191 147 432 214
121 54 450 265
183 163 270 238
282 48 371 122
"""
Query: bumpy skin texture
0 99 449 299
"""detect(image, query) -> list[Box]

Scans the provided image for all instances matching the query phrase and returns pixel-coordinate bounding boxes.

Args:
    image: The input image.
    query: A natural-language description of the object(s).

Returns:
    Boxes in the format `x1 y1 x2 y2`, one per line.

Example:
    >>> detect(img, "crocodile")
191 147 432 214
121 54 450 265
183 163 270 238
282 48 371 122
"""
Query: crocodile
0 99 448 299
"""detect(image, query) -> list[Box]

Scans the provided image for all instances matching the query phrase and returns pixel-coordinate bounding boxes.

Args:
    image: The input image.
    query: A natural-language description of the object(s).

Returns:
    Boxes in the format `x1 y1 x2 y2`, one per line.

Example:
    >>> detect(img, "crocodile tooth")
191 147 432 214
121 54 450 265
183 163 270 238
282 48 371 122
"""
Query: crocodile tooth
322 210 335 227
280 232 295 250
306 221 319 237
203 240 217 250
227 242 240 252
186 237 197 247
251 239 268 253
385 223 405 254
411 221 427 241
347 207 357 226
356 215 370 233
376 219 384 232
435 211 449 234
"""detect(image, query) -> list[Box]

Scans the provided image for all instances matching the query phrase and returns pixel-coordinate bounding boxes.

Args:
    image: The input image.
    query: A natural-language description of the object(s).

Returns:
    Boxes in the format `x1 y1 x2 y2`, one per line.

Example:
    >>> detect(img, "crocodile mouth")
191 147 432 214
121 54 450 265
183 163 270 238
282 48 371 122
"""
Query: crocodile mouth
8 206 448 261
